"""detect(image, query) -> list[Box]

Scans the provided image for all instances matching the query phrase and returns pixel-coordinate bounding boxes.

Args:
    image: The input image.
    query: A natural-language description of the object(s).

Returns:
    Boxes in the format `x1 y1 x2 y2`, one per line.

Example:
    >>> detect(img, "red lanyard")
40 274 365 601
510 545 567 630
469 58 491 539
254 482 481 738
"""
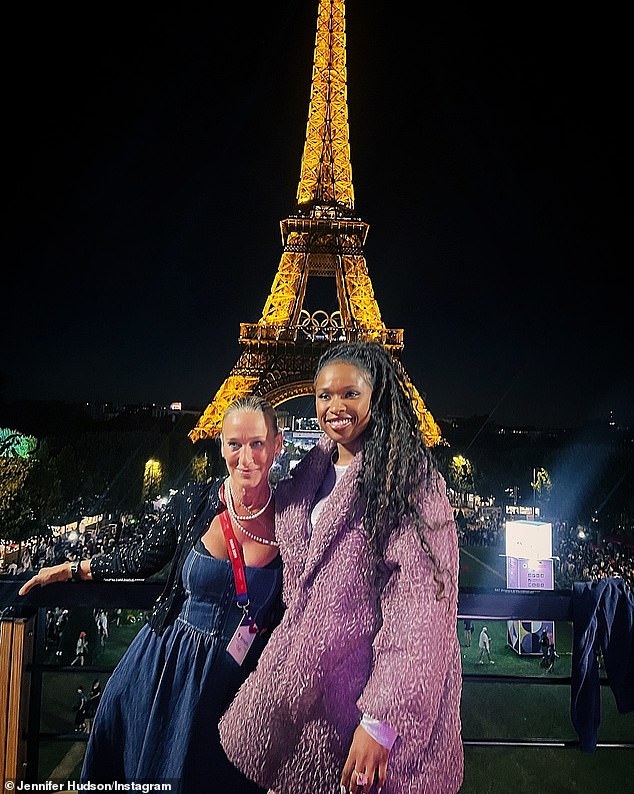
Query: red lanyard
218 484 249 609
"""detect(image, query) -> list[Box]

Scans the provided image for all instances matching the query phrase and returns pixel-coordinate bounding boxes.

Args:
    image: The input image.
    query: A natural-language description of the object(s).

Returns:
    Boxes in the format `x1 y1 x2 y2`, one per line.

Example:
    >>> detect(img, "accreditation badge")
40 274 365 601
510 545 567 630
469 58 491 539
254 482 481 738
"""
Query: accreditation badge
226 614 259 665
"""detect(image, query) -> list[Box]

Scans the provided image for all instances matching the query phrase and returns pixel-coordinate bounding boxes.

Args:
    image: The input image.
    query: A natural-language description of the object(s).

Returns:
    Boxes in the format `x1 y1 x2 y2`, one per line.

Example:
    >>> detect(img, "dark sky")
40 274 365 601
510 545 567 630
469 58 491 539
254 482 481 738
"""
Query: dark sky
5 4 630 429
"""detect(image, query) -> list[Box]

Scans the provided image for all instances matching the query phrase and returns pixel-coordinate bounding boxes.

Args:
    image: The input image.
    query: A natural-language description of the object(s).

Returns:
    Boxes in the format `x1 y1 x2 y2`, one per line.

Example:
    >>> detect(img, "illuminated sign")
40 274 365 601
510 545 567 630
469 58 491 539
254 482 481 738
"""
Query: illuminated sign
505 519 552 561
0 428 37 459
505 520 555 655
506 557 554 589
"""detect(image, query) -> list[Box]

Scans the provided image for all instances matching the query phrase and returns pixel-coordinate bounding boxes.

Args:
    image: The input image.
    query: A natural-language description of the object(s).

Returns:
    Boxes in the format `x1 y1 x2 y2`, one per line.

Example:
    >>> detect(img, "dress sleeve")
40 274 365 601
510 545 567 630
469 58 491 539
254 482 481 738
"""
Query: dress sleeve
357 477 459 745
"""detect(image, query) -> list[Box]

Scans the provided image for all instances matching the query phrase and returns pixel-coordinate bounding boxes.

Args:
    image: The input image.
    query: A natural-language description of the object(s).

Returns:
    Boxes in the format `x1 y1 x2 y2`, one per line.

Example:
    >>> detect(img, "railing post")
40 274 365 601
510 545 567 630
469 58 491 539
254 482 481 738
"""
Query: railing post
24 608 46 783
0 616 34 785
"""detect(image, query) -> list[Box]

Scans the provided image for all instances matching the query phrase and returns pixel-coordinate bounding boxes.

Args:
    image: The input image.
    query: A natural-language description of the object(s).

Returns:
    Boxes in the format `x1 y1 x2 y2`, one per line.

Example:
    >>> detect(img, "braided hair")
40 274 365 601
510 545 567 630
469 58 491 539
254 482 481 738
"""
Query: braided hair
314 342 451 599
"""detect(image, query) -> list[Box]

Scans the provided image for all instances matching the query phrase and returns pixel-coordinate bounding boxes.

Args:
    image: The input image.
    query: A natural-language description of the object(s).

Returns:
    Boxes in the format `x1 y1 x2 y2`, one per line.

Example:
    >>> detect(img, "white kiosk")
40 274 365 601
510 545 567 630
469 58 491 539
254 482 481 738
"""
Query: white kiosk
505 519 555 655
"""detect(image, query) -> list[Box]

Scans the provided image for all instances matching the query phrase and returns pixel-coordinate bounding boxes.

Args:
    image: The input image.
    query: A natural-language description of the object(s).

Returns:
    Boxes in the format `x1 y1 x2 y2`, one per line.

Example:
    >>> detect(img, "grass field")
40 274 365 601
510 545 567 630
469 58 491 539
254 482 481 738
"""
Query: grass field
33 549 633 792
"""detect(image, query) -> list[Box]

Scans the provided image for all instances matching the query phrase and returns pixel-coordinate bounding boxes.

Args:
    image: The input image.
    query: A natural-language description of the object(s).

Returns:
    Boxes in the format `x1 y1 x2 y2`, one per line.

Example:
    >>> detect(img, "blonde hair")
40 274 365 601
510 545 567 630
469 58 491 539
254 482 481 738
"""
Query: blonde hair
222 395 279 437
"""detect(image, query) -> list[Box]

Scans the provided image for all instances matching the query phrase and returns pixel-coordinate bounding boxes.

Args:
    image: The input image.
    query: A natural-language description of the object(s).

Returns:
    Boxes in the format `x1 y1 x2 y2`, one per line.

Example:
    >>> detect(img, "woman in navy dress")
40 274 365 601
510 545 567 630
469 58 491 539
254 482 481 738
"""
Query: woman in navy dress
19 396 283 792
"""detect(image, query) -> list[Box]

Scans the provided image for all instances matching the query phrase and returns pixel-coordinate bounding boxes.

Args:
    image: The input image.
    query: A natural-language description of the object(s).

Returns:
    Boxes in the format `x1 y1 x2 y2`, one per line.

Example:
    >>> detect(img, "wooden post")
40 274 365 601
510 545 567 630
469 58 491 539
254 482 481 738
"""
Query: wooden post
0 617 33 784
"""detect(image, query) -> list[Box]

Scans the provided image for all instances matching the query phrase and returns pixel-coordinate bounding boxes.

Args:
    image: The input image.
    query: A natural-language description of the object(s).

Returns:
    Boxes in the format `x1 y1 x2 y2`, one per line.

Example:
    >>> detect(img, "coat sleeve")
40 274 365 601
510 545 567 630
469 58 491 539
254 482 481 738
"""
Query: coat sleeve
357 478 459 745
89 502 180 581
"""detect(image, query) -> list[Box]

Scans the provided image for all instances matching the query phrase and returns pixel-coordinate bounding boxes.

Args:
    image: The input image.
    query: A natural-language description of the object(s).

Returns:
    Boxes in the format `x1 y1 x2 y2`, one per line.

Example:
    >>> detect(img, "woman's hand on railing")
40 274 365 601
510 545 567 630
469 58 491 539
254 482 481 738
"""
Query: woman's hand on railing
18 563 72 596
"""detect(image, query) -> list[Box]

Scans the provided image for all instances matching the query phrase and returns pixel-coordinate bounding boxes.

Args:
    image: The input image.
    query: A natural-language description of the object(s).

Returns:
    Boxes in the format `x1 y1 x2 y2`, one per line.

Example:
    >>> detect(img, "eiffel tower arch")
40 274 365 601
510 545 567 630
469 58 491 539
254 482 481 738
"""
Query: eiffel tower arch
189 0 441 446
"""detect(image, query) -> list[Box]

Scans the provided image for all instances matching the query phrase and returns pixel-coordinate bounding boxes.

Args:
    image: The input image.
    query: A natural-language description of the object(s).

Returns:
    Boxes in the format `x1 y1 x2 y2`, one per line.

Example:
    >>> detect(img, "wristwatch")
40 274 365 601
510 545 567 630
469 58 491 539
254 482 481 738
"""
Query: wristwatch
69 560 82 582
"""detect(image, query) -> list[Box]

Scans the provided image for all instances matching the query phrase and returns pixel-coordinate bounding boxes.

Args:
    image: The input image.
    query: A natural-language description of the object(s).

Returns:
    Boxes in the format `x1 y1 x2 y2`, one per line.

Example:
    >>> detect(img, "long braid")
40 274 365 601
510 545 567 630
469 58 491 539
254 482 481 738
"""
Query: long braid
315 342 452 600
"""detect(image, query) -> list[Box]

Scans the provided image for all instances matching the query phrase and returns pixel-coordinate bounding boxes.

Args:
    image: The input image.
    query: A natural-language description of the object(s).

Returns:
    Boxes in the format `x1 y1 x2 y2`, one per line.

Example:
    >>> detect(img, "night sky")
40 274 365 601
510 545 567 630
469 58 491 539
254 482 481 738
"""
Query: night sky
5 4 630 430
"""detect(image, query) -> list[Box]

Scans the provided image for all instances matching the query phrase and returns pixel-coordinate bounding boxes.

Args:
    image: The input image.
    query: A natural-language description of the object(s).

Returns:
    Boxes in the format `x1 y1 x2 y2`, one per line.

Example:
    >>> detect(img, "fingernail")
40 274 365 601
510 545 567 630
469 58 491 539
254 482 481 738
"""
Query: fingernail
340 787 347 794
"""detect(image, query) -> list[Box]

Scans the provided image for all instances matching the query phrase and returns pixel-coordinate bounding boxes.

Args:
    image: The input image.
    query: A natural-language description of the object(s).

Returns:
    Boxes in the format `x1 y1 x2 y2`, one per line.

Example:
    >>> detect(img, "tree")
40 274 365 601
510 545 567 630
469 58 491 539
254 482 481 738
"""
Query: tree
0 429 49 543
142 459 163 503
531 467 553 513
0 457 51 543
191 453 212 483
448 454 476 507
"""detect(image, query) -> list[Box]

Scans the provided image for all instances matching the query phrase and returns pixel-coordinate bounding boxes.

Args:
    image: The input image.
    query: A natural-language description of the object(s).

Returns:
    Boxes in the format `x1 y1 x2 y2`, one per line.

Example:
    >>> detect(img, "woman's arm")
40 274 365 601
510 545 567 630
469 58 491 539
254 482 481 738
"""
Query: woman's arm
19 505 181 596
18 558 91 595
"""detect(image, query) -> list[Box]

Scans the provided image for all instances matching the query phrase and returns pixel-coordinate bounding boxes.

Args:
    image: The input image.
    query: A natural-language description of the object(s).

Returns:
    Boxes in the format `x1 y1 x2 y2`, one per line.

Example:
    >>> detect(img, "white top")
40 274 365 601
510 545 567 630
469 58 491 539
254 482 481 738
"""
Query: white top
309 462 348 528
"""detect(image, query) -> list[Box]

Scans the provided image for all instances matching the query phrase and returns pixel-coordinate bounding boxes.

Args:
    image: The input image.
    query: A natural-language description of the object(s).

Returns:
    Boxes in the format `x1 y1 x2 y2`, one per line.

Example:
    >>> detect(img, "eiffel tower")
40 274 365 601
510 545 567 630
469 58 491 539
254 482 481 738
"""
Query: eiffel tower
189 0 441 446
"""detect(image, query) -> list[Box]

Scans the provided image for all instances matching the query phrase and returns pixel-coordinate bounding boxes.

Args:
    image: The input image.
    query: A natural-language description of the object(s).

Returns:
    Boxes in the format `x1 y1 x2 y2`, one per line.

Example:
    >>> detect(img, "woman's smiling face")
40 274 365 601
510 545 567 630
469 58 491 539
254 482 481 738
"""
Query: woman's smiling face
314 361 373 458
221 410 281 490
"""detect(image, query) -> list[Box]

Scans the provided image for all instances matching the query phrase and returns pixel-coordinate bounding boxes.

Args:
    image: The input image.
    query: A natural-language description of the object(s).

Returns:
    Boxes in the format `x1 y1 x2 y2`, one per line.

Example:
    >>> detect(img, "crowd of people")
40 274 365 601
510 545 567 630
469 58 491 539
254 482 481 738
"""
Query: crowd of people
455 509 504 547
455 510 634 588
554 524 634 588
2 519 145 576
3 489 632 595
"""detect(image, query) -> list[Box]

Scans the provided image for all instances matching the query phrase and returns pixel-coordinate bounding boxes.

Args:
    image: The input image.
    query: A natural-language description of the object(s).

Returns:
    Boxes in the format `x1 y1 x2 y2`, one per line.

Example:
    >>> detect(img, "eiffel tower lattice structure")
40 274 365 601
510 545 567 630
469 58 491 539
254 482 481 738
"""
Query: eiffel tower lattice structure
189 0 441 446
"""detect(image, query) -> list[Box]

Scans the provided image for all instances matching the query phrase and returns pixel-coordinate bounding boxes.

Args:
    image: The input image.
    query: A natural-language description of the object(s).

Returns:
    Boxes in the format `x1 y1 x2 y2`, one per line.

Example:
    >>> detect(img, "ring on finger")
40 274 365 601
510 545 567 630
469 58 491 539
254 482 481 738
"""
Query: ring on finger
355 771 369 788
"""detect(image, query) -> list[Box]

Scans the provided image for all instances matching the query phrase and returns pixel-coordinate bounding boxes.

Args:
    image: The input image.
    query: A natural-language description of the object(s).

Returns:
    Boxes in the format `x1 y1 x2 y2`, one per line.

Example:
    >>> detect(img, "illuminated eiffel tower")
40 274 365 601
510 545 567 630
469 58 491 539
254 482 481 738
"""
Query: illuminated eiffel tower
189 0 441 445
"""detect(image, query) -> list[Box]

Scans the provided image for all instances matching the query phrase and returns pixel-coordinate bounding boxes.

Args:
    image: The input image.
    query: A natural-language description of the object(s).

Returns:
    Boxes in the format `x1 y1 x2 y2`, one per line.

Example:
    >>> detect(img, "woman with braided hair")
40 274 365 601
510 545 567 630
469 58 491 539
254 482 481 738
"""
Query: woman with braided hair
219 342 463 794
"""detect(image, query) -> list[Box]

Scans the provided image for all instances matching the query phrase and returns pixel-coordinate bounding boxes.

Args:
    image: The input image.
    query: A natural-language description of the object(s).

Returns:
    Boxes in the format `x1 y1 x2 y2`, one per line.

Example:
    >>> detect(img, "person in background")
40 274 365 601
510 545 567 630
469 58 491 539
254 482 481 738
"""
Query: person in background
477 625 494 665
70 631 88 666
72 686 87 732
539 628 549 667
546 641 559 672
83 679 102 734
463 618 475 647
54 609 69 656
95 608 108 647
220 342 463 794
19 396 283 793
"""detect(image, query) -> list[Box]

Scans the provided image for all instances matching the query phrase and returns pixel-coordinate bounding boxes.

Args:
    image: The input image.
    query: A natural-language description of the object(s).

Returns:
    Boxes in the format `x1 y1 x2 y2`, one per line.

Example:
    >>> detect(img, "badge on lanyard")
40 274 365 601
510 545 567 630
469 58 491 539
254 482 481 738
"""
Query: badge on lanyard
227 613 259 665
218 489 260 666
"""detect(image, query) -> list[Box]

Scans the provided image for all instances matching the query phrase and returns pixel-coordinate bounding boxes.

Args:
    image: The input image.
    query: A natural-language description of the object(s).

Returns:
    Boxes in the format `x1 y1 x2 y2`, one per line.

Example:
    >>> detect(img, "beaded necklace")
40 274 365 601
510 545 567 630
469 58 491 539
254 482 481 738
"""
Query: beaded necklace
226 477 272 519
224 477 278 547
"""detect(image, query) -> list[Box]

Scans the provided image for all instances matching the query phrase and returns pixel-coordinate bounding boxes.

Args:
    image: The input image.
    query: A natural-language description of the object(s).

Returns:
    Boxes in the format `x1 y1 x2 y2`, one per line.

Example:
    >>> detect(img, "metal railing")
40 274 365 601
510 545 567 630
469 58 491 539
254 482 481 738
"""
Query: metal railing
0 578 630 783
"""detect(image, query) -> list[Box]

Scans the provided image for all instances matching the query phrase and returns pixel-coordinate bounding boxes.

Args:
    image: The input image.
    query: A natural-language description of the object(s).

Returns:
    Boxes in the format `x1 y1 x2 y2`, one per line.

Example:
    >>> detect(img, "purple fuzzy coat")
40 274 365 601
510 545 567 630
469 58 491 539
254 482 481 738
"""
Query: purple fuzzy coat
219 437 463 794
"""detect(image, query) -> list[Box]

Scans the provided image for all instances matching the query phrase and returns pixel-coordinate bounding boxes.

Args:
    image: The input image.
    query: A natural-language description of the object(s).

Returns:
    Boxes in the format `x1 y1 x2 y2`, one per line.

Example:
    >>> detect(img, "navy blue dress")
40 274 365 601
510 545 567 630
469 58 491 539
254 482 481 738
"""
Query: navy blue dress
81 540 282 792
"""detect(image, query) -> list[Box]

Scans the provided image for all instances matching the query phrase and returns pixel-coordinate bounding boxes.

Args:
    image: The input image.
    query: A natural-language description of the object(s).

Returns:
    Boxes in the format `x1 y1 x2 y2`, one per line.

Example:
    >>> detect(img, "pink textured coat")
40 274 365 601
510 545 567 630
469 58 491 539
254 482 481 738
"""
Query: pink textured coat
219 437 463 793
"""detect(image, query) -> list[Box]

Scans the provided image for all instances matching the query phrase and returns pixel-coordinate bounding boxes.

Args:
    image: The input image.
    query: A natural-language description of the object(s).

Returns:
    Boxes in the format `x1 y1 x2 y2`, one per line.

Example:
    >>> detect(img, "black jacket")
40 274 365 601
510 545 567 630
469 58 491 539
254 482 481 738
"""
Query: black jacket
90 479 223 635
570 578 634 751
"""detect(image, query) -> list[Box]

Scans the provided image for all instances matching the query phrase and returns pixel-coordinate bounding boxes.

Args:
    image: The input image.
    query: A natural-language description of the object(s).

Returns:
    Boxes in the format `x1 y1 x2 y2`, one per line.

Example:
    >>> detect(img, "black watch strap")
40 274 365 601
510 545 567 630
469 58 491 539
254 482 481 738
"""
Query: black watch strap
70 560 82 582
